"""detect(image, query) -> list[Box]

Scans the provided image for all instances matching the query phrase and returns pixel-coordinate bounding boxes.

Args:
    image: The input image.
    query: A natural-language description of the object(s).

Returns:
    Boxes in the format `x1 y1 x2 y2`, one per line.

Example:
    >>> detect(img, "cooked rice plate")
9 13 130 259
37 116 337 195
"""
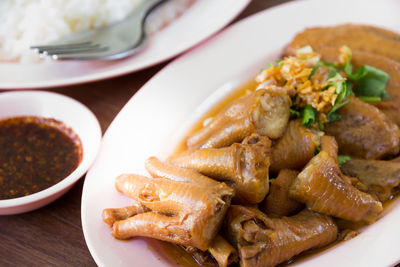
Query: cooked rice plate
0 0 194 63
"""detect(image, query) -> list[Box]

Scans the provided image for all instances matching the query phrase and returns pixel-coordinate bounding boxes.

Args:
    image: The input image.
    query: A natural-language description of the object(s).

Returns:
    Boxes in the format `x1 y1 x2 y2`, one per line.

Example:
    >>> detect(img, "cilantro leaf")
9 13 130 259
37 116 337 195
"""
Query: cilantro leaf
348 65 389 99
290 108 301 118
358 96 382 102
326 70 352 122
342 48 389 100
275 59 284 66
327 99 350 122
344 57 353 75
327 111 341 122
319 60 337 69
309 65 319 78
301 105 317 127
338 155 351 167
341 46 353 75
346 80 353 94
318 120 324 130
328 70 353 101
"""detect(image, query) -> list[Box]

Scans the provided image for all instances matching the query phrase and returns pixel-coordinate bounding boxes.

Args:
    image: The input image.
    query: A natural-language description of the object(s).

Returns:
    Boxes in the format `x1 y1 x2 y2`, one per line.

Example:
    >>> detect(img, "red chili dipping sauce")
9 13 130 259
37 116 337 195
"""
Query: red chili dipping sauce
0 116 83 200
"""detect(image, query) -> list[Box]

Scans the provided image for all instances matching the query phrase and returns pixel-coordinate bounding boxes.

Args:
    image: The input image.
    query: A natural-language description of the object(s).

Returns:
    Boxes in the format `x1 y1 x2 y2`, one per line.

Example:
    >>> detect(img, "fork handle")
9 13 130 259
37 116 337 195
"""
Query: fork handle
126 0 169 29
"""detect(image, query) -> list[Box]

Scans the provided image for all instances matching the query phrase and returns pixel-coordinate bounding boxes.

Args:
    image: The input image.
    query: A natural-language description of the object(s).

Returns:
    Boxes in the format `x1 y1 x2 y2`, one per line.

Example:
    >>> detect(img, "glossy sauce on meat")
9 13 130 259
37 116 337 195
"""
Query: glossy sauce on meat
174 79 258 155
157 241 217 267
0 116 82 199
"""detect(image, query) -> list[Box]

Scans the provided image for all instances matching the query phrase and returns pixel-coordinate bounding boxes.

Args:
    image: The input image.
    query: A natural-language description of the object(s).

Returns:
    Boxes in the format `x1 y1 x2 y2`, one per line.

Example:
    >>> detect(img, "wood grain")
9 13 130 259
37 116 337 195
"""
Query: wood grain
0 1 292 266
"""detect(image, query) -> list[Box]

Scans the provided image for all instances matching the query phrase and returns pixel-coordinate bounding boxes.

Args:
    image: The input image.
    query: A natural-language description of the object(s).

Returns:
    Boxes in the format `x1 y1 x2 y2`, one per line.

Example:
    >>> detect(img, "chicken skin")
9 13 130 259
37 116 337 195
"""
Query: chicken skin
225 205 338 267
186 89 290 149
270 119 321 173
285 24 400 62
289 150 383 223
169 134 271 204
104 158 234 251
341 159 400 202
262 169 304 217
325 97 400 159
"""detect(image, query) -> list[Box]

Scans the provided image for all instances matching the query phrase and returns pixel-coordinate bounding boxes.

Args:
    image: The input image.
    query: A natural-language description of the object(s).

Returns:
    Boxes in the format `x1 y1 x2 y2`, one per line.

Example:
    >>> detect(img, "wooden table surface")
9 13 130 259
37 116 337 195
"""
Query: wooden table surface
0 1 292 266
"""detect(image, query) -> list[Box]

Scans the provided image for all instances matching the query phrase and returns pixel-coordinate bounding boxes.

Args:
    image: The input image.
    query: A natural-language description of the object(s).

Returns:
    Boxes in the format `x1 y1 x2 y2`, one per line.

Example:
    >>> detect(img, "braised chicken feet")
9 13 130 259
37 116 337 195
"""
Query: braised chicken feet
289 138 383 223
169 133 271 204
103 158 234 251
186 89 290 149
225 205 338 267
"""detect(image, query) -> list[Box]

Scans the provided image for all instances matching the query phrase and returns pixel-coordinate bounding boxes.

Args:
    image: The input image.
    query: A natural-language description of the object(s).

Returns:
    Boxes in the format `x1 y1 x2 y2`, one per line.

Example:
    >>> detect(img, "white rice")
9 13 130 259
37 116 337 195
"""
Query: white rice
0 0 194 63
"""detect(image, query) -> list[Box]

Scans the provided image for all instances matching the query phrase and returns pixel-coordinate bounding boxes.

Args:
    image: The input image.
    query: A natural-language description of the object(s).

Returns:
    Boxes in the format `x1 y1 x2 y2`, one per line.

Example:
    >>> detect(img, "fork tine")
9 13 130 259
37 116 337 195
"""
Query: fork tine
37 44 105 54
30 41 93 51
49 52 108 60
35 43 108 56
39 46 108 57
48 45 143 60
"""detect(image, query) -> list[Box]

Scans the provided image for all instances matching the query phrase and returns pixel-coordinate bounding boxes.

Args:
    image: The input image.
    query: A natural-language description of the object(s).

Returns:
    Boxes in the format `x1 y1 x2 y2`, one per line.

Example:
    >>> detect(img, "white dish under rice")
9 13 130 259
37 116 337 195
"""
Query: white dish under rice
0 0 194 63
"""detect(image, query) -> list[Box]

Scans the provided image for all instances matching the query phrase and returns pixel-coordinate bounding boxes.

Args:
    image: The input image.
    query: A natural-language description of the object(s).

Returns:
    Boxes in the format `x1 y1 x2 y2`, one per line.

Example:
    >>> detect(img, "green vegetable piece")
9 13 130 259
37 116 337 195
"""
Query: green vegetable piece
275 59 284 66
348 65 389 99
290 108 301 118
342 46 353 75
327 112 341 123
309 65 319 78
325 70 352 123
328 70 350 101
342 47 389 100
359 96 382 102
327 99 350 122
301 105 317 127
318 120 324 131
319 60 337 69
338 155 351 167
344 57 353 75
345 81 354 95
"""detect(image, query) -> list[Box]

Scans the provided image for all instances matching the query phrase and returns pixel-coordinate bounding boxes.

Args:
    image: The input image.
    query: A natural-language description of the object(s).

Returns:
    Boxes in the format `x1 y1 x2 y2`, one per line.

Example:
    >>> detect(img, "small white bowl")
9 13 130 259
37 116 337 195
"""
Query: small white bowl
0 91 102 215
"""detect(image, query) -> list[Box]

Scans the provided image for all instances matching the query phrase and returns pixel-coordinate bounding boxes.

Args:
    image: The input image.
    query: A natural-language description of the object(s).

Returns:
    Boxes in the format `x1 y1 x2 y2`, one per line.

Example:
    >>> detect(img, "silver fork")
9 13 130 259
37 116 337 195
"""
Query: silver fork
31 0 168 60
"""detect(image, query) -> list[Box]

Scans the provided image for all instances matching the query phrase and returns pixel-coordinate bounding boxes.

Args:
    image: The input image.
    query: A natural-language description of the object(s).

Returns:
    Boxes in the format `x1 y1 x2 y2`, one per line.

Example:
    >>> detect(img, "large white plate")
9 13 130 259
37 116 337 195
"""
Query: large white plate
82 0 400 266
0 0 250 89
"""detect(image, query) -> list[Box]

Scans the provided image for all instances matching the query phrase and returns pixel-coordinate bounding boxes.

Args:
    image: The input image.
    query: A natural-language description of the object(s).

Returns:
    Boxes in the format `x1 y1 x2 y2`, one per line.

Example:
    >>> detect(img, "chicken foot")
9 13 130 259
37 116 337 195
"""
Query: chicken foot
102 202 149 227
289 142 383 223
225 205 338 267
208 235 238 267
106 158 234 251
186 89 290 149
270 119 321 173
168 133 271 204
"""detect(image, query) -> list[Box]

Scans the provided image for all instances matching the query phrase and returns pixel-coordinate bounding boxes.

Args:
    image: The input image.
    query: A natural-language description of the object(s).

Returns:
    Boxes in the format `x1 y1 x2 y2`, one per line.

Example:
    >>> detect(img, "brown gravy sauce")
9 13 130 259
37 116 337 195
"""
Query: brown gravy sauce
154 241 212 267
161 79 399 266
173 79 258 155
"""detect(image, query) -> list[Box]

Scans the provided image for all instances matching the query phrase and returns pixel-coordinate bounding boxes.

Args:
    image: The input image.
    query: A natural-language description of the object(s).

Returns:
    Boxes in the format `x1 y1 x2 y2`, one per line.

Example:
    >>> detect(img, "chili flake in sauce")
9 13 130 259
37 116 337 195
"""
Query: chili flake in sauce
0 116 83 200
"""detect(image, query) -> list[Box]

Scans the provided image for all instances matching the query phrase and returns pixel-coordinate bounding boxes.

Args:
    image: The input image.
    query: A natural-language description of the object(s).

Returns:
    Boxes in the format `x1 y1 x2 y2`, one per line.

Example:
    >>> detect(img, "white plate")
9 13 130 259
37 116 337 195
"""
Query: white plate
82 0 400 266
0 91 101 214
0 0 250 89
